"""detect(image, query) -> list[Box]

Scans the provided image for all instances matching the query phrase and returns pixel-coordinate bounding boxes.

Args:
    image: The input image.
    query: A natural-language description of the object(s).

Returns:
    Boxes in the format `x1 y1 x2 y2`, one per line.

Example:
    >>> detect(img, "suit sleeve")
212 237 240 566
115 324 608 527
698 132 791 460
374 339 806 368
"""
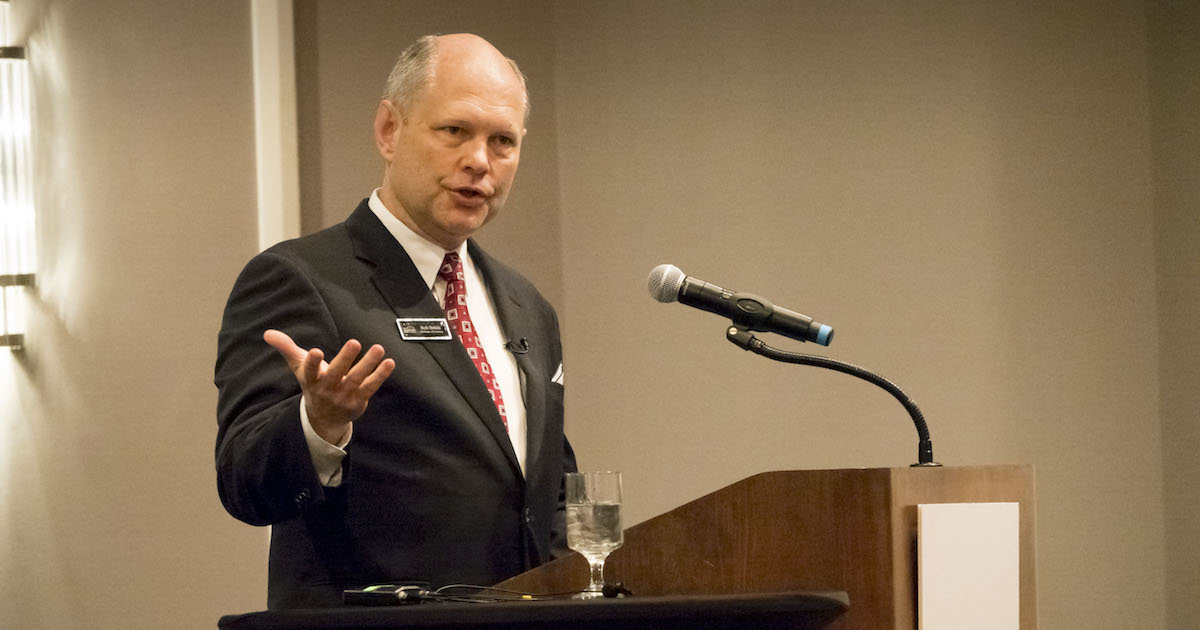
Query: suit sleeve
542 307 578 560
214 250 344 526
549 428 578 559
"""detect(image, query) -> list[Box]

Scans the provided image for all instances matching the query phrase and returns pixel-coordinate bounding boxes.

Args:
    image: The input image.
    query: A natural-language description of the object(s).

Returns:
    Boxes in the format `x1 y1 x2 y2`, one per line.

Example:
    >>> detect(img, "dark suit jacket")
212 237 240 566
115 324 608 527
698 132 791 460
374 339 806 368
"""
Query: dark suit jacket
215 200 576 609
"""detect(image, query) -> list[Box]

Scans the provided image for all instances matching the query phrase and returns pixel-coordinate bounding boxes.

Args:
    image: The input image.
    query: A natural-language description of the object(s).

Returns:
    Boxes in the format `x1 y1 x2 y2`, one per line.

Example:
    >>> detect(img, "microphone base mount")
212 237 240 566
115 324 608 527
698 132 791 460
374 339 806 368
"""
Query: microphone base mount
726 324 941 467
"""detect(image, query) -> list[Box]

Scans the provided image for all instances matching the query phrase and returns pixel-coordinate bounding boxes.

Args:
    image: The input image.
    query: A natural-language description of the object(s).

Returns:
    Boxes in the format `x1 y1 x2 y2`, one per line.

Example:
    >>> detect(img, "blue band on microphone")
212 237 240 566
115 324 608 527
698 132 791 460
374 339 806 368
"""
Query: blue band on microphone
815 325 833 346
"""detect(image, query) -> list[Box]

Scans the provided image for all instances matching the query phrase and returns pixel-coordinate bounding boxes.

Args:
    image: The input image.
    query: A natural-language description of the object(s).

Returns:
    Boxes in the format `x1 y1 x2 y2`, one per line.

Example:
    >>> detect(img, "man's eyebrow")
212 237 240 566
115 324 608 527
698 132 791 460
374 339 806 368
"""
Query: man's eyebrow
436 117 497 127
431 112 520 135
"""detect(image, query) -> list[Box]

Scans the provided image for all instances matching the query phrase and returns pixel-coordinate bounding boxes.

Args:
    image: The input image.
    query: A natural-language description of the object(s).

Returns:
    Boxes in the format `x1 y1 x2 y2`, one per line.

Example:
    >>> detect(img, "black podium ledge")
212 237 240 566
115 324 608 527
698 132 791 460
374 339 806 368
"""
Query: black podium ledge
218 590 850 630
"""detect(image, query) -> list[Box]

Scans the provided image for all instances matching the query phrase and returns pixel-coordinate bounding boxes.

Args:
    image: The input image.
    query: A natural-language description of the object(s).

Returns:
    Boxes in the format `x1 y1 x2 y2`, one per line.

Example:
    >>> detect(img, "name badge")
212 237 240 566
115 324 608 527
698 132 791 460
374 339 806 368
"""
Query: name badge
396 317 452 341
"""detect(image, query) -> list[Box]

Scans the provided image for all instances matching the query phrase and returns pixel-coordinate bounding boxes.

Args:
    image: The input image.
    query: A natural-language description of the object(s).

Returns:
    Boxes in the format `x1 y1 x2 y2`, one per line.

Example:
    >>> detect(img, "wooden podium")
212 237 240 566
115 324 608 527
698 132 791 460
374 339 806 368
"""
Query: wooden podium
499 465 1037 630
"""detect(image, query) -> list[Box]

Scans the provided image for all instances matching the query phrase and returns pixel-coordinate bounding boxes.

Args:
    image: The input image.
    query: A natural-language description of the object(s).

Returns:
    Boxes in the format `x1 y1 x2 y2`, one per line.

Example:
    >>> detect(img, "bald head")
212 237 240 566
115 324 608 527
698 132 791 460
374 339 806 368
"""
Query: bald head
383 34 529 123
372 33 529 250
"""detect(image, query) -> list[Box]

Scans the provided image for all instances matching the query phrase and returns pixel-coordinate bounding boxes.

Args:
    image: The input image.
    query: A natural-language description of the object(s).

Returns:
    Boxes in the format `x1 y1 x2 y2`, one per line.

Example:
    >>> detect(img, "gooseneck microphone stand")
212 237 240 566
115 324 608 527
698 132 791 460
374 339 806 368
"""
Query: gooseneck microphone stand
725 324 941 467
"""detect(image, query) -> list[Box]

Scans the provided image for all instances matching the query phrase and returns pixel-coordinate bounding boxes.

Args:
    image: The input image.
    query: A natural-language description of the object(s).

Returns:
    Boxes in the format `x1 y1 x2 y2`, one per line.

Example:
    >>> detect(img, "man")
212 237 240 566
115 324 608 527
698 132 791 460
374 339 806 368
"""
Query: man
215 33 575 609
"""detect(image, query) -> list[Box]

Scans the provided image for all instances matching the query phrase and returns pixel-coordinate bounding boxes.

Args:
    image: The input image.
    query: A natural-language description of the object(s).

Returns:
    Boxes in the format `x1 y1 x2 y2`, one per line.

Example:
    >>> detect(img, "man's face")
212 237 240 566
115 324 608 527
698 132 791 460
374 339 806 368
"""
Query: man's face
376 50 526 250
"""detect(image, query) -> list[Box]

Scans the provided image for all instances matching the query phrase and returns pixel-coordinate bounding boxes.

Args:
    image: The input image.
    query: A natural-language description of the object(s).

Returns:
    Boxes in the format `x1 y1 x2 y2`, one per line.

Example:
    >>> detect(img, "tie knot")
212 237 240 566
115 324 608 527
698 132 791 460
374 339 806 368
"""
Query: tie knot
438 252 462 282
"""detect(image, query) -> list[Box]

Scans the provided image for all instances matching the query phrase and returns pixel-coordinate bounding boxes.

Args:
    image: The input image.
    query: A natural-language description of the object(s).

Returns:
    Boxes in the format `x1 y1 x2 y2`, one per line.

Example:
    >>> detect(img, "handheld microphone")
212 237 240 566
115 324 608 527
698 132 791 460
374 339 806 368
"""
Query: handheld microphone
648 264 834 346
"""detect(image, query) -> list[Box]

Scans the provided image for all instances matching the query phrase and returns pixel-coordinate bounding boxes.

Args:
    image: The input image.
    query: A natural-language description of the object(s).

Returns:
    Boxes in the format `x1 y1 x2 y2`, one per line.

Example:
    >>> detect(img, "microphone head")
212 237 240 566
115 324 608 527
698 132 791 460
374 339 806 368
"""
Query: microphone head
648 264 686 303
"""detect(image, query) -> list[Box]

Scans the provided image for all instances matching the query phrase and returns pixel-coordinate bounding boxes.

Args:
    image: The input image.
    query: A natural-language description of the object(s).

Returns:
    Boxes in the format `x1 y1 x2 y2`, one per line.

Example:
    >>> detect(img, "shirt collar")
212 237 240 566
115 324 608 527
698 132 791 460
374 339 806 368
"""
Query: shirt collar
368 189 468 290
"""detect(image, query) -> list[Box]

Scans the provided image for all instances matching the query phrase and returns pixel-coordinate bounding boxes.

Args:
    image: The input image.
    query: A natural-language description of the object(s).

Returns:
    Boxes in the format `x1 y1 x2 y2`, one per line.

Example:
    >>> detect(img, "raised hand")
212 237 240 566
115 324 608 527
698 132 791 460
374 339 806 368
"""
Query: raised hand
263 329 396 444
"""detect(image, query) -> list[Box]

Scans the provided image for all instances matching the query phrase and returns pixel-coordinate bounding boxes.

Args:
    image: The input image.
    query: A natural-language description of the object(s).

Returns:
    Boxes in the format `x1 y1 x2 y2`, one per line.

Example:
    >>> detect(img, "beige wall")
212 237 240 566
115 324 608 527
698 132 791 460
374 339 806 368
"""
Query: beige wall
1149 1 1200 628
549 1 1167 628
0 1 1194 629
2 0 267 627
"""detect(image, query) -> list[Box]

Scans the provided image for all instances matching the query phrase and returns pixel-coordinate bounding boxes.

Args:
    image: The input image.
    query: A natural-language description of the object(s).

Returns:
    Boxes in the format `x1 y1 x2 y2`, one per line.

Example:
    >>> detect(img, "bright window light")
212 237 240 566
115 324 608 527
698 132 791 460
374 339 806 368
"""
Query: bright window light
0 0 36 350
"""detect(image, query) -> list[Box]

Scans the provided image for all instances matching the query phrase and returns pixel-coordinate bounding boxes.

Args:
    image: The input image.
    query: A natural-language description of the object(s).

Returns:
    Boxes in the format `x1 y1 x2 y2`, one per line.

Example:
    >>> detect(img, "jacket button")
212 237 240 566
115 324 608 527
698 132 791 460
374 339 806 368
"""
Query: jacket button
523 507 533 524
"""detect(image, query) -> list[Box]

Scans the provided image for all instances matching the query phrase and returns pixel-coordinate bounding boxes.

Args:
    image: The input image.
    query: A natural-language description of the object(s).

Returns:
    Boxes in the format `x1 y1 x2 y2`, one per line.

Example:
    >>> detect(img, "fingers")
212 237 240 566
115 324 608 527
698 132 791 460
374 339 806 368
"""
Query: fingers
265 329 326 384
263 330 394 427
342 343 386 386
263 329 307 368
357 357 396 399
301 347 324 386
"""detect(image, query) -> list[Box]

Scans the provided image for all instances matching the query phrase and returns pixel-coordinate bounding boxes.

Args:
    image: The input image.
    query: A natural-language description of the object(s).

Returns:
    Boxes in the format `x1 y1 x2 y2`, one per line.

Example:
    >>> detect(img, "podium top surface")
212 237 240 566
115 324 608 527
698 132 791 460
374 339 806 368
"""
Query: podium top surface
218 590 850 630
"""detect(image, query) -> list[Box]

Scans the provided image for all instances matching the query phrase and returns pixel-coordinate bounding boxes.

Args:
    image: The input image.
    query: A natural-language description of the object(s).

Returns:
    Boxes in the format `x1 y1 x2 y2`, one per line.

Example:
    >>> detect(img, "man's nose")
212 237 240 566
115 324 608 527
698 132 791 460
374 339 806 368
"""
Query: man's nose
460 138 489 174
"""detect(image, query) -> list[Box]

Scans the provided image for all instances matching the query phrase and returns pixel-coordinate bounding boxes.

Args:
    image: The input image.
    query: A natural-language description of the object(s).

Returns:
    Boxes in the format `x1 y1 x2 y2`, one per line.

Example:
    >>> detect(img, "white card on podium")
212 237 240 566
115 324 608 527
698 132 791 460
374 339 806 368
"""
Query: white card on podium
918 502 1019 630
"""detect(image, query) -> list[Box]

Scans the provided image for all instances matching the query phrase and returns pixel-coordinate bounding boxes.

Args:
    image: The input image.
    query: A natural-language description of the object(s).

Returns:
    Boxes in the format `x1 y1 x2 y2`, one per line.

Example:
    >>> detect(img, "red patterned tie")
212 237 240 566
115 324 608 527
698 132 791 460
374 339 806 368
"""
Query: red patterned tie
438 252 508 431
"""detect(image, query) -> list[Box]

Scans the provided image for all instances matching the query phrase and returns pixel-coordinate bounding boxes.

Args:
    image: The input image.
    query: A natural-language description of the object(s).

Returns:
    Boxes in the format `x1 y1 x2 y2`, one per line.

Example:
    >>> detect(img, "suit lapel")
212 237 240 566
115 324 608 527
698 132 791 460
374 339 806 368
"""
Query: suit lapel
469 241 547 478
346 203 521 475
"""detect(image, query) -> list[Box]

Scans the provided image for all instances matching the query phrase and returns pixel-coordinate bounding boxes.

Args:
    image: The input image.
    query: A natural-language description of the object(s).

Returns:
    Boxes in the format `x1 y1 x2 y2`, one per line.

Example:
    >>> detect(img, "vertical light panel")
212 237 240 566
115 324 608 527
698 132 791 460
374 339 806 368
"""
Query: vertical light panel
0 0 35 349
251 0 301 251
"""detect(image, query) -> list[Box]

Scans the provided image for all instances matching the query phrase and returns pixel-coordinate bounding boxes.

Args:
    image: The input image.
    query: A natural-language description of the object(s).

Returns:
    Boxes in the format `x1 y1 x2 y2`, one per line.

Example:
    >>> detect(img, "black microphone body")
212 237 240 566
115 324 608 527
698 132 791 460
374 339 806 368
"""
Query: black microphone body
650 265 833 346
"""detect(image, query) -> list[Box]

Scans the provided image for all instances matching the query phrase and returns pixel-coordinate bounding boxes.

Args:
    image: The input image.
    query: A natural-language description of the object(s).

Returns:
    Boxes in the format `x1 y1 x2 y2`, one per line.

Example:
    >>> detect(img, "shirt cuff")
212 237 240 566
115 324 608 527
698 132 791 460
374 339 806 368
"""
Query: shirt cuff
300 396 351 487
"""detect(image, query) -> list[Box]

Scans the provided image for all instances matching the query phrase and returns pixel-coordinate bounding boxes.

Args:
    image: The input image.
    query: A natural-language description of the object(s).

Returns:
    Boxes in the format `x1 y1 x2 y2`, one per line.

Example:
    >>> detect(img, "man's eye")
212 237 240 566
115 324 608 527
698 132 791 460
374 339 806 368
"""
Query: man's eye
442 126 462 135
495 136 516 147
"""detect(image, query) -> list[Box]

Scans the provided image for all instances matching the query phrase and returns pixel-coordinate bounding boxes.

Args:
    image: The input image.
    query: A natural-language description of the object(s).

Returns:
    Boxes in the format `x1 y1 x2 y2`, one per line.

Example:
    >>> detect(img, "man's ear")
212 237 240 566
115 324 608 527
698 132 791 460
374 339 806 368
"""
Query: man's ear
374 100 401 160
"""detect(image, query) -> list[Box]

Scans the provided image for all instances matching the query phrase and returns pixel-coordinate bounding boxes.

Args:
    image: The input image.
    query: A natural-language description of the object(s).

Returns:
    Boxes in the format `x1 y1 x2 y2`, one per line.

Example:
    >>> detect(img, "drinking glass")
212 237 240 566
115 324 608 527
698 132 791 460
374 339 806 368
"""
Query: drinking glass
564 471 623 599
